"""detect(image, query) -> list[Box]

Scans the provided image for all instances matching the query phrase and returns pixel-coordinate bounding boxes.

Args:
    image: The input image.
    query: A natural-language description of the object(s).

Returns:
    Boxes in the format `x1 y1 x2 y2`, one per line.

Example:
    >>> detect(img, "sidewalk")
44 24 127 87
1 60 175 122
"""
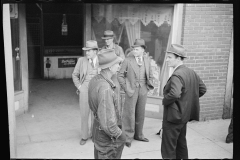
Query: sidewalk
15 79 233 159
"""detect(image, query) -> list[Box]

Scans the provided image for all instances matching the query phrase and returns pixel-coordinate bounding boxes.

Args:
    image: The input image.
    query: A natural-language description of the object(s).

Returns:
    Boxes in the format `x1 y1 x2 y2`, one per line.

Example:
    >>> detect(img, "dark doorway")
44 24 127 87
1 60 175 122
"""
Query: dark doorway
26 4 42 79
10 12 22 91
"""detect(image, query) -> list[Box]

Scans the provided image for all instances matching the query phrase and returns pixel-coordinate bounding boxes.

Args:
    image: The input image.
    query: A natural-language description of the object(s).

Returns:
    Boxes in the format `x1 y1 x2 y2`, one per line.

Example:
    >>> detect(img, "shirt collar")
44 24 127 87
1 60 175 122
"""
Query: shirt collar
106 43 115 49
89 56 97 66
100 72 116 89
172 64 183 73
135 56 143 61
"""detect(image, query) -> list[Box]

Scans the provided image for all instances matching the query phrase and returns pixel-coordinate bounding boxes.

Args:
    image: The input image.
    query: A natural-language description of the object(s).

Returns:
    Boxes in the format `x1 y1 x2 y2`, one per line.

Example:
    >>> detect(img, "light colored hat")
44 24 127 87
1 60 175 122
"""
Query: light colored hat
101 30 115 39
98 49 123 69
131 39 147 49
166 44 187 58
82 40 99 50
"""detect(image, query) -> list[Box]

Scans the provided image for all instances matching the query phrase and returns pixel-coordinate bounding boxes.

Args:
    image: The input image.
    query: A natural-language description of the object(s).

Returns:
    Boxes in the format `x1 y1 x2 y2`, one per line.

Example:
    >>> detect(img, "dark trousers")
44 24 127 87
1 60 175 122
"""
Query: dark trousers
161 121 188 159
122 85 148 143
92 119 125 159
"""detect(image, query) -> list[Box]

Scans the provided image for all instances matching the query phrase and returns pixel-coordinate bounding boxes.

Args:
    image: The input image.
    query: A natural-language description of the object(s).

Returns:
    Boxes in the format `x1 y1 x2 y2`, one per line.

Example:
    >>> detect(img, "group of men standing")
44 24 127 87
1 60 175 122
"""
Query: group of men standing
72 30 207 159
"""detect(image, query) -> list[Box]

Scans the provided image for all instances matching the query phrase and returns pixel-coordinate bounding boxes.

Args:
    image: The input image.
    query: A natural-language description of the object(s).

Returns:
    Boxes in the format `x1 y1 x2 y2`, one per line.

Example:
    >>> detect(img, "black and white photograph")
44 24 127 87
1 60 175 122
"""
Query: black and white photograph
3 0 236 159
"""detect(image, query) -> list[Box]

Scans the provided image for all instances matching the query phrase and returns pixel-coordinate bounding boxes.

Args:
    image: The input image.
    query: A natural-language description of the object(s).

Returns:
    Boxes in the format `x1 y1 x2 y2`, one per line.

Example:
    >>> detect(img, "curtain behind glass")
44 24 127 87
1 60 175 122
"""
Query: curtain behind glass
159 25 172 96
91 17 125 48
125 20 140 47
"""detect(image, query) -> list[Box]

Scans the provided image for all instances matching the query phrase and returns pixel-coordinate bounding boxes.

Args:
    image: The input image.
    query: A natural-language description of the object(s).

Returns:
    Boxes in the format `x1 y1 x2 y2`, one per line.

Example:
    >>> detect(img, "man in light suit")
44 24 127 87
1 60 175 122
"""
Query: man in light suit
118 39 154 148
161 44 207 159
72 40 100 145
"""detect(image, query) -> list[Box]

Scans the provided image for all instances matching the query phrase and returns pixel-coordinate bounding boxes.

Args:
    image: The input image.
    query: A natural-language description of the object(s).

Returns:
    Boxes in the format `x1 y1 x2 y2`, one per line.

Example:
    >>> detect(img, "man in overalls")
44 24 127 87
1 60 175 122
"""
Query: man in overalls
88 49 126 159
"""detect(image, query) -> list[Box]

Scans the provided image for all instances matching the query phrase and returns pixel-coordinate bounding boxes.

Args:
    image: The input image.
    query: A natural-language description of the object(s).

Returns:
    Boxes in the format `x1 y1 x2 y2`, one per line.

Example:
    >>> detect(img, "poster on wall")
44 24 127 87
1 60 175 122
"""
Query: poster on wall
58 58 77 68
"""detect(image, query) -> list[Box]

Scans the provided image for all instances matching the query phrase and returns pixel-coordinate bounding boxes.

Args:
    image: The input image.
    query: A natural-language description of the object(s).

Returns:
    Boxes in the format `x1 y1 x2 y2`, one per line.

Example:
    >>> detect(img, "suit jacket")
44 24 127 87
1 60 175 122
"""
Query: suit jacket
162 65 207 124
72 57 100 89
117 54 154 97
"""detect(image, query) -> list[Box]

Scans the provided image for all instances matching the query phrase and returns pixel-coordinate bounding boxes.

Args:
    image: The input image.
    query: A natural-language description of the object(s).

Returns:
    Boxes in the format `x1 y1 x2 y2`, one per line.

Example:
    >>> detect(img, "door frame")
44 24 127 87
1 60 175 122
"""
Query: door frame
4 3 17 158
223 30 233 119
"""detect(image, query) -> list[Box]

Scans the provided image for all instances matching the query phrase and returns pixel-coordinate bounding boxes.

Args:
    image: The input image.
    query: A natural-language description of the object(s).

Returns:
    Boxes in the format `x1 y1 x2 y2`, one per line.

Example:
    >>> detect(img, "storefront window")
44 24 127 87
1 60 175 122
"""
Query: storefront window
91 4 173 97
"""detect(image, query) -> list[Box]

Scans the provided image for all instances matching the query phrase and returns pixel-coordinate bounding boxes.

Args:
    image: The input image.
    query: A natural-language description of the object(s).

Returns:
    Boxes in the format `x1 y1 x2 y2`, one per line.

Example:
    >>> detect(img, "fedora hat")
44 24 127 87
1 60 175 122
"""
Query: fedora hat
82 40 99 50
102 30 115 39
131 39 147 49
98 49 123 69
166 44 187 58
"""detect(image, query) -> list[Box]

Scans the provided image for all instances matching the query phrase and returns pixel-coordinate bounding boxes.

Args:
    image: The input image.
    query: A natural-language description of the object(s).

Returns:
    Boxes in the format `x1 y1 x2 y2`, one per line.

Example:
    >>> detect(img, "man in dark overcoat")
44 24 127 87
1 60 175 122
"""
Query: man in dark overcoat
161 44 207 159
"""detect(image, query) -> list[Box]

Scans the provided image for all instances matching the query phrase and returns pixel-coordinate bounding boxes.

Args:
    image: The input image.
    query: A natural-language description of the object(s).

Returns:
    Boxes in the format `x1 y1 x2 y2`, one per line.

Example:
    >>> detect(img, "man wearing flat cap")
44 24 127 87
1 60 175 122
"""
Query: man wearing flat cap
88 49 126 159
161 44 207 159
72 40 100 145
118 39 154 148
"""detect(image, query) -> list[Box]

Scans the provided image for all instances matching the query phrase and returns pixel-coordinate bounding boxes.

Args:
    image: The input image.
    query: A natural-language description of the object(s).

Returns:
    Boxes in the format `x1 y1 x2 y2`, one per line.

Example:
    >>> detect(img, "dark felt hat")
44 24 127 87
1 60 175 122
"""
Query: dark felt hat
101 30 115 39
131 39 147 49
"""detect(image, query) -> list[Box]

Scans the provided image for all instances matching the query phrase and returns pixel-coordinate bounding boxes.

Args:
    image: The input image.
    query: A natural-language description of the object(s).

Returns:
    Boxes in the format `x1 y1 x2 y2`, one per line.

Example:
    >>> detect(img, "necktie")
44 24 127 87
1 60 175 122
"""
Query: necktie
138 57 142 65
89 59 94 68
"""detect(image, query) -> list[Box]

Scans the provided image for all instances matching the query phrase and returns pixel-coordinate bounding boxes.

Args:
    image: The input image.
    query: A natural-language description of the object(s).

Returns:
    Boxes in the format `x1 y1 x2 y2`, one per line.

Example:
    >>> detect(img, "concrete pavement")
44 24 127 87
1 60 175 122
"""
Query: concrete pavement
15 79 233 159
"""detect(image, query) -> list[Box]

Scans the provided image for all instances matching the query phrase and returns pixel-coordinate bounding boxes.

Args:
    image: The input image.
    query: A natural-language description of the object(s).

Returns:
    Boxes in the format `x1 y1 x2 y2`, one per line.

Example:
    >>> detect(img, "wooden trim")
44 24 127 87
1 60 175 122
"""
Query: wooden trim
40 4 44 78
3 4 17 158
84 4 91 57
223 30 233 119
19 4 29 113
169 3 184 77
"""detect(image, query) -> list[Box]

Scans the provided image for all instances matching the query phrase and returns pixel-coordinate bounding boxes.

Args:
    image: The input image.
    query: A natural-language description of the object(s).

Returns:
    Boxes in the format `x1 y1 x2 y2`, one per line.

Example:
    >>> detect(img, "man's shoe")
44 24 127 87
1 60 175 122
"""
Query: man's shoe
80 138 88 145
226 137 233 143
134 137 149 142
125 142 131 148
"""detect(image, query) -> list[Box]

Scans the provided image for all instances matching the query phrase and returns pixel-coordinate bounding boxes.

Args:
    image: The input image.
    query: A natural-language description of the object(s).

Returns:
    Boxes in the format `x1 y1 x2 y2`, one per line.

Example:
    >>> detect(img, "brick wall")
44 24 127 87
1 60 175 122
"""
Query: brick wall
181 4 233 121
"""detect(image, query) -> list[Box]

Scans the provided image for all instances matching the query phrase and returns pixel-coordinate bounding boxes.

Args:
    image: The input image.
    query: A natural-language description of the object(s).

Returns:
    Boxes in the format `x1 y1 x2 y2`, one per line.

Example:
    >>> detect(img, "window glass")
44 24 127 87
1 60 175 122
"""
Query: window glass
91 4 173 97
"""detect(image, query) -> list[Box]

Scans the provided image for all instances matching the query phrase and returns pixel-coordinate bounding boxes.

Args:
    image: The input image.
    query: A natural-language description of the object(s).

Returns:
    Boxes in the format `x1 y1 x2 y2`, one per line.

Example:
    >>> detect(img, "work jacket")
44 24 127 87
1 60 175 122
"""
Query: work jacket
102 43 125 60
88 72 122 139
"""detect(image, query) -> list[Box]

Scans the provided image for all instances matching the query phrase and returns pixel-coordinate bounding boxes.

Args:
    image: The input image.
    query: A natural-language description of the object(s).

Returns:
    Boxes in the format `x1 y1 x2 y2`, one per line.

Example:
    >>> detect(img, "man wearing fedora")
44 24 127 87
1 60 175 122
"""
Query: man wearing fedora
88 49 126 159
72 40 100 145
102 30 126 119
102 30 125 60
118 38 154 147
161 44 207 159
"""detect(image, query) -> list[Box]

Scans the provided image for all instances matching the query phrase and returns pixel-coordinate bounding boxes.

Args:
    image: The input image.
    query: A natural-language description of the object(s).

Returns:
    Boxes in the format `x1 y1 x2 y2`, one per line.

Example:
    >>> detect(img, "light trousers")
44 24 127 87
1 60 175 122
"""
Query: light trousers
79 82 93 139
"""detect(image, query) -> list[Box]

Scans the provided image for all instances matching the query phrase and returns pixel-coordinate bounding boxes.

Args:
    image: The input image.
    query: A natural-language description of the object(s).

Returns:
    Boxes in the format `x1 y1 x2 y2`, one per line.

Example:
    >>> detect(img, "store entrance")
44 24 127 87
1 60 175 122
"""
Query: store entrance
26 4 42 79
10 10 22 92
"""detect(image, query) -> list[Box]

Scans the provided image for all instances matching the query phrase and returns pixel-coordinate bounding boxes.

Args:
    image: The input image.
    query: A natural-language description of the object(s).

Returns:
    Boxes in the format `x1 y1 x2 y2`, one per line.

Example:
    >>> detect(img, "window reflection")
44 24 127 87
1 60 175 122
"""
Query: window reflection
91 4 173 97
